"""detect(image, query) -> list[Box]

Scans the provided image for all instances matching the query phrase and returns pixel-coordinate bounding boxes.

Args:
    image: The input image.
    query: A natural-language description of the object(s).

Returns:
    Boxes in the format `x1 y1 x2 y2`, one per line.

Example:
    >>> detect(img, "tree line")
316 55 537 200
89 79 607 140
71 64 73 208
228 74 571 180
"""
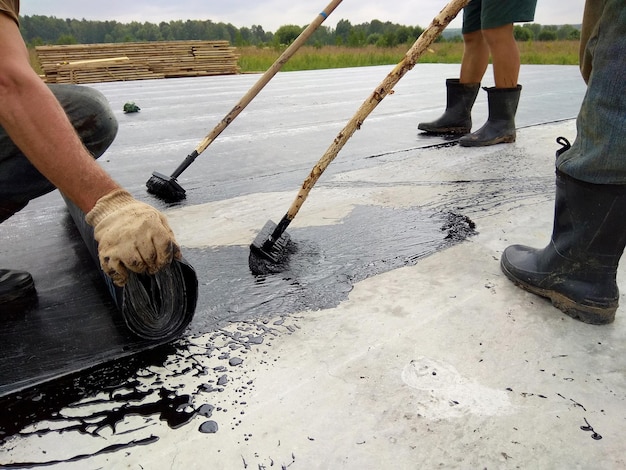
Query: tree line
20 15 581 48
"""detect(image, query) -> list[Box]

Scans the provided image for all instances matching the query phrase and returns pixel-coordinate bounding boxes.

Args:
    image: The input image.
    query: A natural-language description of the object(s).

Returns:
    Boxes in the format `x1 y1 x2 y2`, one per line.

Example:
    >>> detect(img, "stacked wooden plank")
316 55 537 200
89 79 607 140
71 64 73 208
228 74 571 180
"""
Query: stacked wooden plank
36 40 240 84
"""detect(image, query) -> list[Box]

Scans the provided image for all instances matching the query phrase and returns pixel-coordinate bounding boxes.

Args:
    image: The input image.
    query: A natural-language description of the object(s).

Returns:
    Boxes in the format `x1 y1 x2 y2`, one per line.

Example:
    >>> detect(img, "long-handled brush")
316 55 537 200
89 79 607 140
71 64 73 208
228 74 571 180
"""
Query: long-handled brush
146 0 344 202
250 0 470 268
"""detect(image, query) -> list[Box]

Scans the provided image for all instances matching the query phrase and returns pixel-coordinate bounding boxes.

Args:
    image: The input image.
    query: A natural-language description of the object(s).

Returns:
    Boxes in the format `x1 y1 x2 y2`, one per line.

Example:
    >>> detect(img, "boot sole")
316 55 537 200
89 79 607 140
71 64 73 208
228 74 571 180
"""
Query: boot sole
459 135 516 147
418 128 470 135
501 261 616 325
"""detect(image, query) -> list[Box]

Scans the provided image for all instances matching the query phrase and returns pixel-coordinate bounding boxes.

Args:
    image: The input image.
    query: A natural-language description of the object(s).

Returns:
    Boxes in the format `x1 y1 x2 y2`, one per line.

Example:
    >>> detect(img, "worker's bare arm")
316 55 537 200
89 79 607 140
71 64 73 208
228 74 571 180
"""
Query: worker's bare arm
0 14 119 213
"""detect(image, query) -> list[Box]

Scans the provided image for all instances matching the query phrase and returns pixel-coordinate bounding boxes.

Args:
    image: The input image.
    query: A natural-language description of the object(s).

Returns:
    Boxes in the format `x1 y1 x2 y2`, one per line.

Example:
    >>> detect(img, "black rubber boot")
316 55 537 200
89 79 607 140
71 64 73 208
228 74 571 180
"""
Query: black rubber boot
500 169 626 325
0 268 36 305
459 85 521 147
418 78 480 135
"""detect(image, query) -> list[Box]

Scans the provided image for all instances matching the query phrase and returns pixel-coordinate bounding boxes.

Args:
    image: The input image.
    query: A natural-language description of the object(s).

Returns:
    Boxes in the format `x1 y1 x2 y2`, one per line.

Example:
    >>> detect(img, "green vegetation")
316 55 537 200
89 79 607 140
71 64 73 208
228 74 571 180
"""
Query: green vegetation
20 14 580 48
237 41 580 73
22 15 581 74
238 45 412 72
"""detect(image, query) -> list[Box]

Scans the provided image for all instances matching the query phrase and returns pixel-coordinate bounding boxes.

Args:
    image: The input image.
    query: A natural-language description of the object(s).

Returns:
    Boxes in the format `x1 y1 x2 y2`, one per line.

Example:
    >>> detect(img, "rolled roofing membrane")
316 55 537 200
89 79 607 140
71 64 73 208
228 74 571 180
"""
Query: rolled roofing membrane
63 195 198 340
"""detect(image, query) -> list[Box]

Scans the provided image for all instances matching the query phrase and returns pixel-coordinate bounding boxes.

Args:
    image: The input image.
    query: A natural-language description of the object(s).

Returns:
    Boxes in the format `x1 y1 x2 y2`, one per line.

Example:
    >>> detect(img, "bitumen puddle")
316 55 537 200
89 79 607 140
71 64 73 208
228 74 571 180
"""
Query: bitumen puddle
188 204 476 331
0 203 475 467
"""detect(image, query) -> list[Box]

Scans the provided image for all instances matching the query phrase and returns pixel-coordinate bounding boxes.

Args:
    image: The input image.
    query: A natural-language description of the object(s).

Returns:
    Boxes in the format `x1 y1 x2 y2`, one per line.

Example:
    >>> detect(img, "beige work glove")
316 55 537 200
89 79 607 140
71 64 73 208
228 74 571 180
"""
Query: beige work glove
86 189 181 287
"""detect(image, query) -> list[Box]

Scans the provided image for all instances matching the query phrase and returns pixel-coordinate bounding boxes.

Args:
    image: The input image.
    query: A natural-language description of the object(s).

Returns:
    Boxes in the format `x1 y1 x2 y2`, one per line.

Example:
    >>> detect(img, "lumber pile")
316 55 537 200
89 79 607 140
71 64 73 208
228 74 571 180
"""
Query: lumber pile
36 40 240 84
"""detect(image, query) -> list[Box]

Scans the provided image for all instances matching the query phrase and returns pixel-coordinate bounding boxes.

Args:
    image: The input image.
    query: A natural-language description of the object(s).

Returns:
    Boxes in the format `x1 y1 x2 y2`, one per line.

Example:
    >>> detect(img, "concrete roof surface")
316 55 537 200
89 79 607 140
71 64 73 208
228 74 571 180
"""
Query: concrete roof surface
1 64 624 469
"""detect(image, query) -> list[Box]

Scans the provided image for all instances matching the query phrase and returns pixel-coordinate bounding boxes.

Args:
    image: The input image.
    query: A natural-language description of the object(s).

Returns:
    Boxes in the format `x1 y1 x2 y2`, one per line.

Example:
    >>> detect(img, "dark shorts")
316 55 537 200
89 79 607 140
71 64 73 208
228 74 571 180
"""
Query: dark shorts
462 0 538 34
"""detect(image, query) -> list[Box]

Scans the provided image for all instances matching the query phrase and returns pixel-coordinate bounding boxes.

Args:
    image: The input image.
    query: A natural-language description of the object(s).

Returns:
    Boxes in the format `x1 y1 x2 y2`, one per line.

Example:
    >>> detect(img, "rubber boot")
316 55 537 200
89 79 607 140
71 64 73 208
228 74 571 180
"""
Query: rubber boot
0 268 36 305
459 85 522 147
500 169 626 324
418 79 480 135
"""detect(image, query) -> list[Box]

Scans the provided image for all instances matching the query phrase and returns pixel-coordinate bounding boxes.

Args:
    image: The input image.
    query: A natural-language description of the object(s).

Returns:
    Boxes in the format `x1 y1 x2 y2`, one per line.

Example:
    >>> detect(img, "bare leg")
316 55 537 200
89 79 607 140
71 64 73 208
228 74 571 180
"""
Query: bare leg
482 24 520 88
459 30 489 84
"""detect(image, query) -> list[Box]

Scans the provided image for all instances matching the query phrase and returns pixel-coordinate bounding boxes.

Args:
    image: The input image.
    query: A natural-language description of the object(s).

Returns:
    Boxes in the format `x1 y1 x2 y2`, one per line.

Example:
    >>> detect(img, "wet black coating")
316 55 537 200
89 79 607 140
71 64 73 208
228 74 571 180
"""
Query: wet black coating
146 171 187 202
190 205 476 333
0 203 476 455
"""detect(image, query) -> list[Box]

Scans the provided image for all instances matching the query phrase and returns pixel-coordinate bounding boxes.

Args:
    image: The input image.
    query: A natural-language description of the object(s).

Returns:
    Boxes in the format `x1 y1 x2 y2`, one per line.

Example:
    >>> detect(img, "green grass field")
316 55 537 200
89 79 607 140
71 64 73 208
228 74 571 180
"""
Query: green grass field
236 41 580 73
28 40 580 77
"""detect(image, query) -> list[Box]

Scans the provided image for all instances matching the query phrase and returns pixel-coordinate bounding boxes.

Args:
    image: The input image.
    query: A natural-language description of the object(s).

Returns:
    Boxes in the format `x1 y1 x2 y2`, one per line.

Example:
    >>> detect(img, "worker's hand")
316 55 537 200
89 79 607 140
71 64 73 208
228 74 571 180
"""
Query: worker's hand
86 189 181 287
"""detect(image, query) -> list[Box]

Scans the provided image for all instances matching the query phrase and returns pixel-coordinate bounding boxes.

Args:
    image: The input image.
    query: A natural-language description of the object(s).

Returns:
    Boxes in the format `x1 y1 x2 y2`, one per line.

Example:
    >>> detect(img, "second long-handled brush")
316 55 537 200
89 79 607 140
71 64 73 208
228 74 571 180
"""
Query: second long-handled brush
146 0 343 202
250 0 471 270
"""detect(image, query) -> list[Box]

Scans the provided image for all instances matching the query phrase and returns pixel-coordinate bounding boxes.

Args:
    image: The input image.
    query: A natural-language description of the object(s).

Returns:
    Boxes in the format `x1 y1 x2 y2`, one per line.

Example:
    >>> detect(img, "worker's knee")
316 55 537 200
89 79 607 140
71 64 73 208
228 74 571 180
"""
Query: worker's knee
0 85 119 222
49 84 118 159
481 24 515 49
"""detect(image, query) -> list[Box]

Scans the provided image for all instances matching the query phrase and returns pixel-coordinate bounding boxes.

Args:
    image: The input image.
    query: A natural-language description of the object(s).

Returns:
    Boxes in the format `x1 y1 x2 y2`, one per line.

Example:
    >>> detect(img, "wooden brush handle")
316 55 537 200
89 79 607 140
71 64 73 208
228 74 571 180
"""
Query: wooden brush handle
195 0 343 155
285 0 470 220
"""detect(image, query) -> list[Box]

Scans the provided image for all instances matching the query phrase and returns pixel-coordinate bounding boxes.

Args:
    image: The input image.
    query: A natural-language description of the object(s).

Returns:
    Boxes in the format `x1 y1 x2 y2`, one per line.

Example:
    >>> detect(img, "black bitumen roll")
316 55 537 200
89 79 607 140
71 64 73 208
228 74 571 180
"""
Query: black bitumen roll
63 195 198 340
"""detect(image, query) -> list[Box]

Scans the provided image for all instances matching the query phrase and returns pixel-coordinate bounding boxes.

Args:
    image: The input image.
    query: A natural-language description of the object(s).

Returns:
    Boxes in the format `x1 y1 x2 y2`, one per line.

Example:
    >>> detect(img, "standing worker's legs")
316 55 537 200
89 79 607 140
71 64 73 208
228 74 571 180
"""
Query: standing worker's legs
459 23 523 147
417 3 485 135
482 24 519 88
418 0 536 139
501 0 626 324
458 0 536 146
478 0 536 87
459 30 489 84
0 84 118 305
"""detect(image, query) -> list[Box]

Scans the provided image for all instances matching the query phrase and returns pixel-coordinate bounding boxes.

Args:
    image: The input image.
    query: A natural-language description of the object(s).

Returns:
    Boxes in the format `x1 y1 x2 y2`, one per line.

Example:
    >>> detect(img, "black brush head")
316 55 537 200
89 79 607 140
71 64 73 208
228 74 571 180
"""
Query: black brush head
249 220 292 274
146 172 186 202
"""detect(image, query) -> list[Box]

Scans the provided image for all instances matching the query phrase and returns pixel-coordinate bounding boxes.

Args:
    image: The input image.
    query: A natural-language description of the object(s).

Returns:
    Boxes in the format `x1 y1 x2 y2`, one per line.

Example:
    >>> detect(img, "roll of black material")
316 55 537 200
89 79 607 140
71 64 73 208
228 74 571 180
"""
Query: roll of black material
63 195 198 341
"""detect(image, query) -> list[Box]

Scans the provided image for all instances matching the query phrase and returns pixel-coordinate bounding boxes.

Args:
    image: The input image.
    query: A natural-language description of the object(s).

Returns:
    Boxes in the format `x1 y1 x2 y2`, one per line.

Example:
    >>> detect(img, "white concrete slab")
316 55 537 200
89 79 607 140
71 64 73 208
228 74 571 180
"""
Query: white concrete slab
160 121 625 470
1 65 624 469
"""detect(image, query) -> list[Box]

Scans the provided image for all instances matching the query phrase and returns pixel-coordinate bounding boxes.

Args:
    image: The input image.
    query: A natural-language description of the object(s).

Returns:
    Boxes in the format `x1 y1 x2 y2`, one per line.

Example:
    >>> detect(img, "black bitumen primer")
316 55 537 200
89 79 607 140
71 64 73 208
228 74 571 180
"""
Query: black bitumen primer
203 205 475 331
0 204 476 465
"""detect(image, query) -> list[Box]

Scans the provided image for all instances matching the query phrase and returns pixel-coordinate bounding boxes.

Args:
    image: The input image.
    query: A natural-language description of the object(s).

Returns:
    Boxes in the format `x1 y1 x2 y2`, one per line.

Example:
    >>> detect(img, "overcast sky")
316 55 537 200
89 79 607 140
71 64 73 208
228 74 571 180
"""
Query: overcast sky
19 1 586 32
